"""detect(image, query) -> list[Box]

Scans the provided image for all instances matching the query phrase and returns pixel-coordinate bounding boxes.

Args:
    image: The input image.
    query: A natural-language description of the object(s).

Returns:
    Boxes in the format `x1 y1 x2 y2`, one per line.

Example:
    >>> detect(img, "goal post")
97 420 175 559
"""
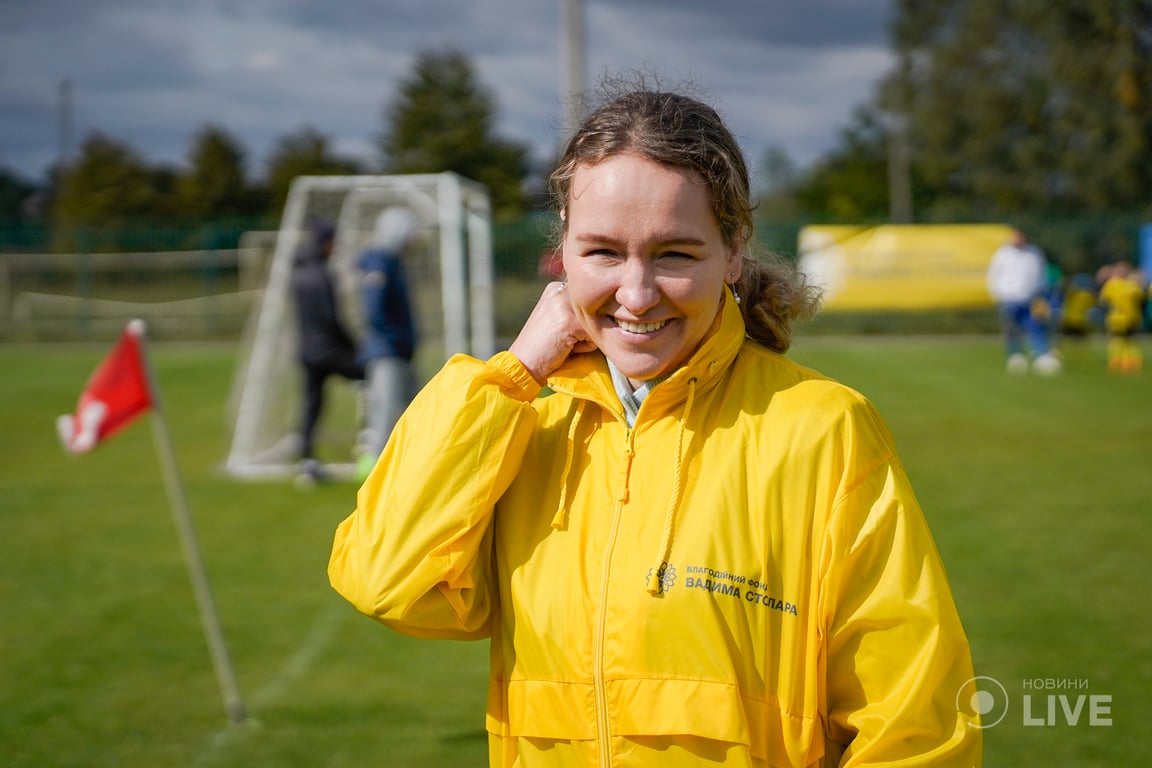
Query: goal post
224 172 494 480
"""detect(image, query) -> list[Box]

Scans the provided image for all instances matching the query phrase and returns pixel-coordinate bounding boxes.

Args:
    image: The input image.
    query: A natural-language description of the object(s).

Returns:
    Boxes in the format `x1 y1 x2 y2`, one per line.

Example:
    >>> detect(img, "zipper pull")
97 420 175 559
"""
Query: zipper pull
617 434 635 503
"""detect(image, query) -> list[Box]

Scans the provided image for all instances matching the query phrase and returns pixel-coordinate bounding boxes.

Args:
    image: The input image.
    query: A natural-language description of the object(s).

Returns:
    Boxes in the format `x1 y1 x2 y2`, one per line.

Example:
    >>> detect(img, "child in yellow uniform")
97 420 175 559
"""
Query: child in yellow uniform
1098 261 1146 373
1059 274 1097 338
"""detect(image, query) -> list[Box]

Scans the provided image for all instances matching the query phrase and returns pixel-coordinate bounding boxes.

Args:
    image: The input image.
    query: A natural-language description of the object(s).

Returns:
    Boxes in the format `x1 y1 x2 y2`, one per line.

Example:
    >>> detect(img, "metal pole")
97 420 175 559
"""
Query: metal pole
58 79 73 168
132 319 248 726
886 55 913 224
562 0 586 139
887 113 912 224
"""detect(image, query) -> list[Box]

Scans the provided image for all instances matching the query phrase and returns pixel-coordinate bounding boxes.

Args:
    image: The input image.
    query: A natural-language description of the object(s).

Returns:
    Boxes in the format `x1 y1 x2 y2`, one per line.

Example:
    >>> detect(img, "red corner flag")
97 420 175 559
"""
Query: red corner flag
56 319 153 453
51 318 247 726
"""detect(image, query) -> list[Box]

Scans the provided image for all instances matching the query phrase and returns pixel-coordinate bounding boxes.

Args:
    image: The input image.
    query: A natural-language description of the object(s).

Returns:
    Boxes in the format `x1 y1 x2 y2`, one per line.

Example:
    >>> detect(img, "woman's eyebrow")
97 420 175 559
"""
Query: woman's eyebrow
572 233 707 248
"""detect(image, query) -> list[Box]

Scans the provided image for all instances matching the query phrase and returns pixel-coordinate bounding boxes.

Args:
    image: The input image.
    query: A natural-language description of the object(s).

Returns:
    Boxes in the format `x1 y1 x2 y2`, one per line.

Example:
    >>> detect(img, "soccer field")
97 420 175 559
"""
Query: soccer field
0 334 1148 766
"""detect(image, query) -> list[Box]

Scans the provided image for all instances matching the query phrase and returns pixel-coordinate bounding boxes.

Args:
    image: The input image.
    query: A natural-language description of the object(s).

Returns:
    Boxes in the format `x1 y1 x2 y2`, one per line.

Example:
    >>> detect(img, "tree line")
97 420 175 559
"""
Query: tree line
3 3 1151 261
1 50 534 251
783 0 1152 225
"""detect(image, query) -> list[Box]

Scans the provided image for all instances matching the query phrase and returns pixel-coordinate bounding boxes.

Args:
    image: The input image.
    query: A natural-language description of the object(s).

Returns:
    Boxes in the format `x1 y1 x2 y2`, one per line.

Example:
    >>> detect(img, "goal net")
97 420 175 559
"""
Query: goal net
225 173 494 479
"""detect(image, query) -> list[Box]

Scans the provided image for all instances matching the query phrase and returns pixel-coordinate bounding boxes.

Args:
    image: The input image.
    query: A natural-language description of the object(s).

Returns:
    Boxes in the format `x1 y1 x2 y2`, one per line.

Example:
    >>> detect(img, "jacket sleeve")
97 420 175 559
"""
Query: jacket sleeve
328 351 542 640
819 402 983 766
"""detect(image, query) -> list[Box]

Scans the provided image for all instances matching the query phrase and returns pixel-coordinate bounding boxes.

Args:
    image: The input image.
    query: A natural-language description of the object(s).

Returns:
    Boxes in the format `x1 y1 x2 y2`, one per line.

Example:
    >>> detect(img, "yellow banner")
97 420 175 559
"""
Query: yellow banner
797 224 1015 311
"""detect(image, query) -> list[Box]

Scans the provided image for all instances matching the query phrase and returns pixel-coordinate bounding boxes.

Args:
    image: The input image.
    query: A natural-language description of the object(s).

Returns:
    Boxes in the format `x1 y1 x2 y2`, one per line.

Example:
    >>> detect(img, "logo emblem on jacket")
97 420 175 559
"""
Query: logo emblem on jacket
646 562 677 594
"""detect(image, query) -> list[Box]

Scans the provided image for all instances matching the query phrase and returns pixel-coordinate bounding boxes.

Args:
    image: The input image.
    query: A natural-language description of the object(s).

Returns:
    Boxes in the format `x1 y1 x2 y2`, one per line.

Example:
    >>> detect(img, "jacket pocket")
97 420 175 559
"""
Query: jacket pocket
493 677 824 766
498 679 598 739
611 678 822 764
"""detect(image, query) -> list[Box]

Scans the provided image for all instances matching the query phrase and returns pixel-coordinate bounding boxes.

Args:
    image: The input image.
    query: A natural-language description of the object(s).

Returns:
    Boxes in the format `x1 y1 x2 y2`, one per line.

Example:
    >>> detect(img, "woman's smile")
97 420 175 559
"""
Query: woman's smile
614 317 669 335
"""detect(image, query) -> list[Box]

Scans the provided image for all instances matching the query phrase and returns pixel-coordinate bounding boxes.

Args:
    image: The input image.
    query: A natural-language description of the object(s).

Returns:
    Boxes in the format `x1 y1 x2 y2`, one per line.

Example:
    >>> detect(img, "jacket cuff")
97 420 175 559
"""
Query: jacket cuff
486 351 544 401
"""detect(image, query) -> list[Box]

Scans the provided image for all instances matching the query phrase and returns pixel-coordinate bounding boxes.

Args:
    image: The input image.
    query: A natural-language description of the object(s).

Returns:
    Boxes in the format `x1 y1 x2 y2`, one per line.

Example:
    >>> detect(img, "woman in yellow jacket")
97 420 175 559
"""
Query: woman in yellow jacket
329 87 983 767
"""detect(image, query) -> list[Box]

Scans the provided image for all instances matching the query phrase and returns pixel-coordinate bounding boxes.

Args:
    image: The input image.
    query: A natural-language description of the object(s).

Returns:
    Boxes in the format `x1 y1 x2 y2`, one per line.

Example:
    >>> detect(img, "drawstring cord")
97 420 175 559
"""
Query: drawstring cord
550 399 585 530
548 376 698 595
646 377 697 595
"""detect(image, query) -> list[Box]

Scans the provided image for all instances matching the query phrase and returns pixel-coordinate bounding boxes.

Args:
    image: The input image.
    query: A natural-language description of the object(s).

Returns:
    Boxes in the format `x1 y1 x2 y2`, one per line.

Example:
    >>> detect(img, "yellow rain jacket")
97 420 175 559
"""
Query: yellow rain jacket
329 293 982 767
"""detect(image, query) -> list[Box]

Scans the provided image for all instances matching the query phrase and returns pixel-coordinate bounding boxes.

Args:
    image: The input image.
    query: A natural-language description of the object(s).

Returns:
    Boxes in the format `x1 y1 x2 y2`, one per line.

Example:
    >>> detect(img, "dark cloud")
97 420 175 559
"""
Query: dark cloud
0 0 894 185
600 0 890 47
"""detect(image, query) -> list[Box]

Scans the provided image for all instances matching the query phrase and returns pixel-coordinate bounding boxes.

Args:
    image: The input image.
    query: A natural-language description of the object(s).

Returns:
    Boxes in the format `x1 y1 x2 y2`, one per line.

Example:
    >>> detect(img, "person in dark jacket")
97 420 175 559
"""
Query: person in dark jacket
291 221 365 481
355 207 419 479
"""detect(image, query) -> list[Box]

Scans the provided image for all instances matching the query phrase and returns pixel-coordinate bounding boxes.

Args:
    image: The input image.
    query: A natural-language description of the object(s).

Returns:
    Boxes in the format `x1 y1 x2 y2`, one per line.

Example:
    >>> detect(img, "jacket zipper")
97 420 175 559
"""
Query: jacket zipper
593 427 634 767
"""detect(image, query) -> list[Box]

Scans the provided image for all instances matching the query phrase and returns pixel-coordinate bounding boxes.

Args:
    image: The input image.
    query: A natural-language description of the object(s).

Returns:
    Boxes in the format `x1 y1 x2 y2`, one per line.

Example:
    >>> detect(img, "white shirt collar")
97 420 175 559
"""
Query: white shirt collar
606 360 669 427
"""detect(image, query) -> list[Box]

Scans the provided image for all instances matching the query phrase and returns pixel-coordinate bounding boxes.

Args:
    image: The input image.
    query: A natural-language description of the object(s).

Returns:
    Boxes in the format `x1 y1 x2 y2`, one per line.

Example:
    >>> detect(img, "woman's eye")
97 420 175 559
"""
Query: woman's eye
661 251 694 260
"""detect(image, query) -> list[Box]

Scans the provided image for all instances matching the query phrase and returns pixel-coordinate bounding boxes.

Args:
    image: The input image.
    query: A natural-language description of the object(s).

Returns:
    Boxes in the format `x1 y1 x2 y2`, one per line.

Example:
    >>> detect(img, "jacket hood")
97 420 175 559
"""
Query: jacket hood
294 222 335 267
370 207 418 252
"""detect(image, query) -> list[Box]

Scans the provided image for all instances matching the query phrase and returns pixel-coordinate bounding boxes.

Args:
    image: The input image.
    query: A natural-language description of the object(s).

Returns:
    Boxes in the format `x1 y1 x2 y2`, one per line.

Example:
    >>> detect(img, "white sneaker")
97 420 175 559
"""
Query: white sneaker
1006 353 1029 374
1032 353 1063 376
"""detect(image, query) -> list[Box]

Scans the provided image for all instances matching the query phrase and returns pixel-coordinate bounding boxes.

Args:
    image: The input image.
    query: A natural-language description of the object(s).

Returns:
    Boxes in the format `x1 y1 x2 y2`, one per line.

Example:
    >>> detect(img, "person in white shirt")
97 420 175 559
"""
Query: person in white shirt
986 228 1061 374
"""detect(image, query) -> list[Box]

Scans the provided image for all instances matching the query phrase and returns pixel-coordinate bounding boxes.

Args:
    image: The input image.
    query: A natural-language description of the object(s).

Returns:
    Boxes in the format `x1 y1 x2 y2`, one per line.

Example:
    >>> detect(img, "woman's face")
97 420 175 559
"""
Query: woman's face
562 153 740 388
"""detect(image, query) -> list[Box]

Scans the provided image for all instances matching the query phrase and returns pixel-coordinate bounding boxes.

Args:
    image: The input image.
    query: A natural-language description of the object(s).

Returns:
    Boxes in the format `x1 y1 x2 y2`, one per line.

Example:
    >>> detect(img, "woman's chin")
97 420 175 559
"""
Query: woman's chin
602 350 671 383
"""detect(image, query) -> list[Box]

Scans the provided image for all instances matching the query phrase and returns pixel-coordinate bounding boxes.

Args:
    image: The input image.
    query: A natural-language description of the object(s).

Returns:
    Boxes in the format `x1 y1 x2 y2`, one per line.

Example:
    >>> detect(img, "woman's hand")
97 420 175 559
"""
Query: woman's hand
508 281 597 384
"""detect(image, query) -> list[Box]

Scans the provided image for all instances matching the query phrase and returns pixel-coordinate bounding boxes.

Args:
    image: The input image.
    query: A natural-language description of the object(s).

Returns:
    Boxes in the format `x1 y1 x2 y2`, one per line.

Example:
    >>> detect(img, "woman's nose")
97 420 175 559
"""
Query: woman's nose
616 258 660 314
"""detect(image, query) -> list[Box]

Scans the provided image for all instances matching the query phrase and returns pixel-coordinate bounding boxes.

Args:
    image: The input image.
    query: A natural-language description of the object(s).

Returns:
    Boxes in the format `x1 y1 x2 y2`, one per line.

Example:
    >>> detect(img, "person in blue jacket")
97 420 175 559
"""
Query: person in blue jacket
355 207 419 478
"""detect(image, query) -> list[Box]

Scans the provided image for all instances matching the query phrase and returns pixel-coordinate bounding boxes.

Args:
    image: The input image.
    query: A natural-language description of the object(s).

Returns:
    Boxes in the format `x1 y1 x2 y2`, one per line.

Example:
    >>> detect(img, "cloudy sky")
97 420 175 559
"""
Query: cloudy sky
0 0 895 187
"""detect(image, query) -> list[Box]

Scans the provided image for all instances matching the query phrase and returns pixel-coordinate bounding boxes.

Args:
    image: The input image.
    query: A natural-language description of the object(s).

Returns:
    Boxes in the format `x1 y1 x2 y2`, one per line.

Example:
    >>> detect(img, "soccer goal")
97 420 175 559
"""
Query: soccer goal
224 173 495 480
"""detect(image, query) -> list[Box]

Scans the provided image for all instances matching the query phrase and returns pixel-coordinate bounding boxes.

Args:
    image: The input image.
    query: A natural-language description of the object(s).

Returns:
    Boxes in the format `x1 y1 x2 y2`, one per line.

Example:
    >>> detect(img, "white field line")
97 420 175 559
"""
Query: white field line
192 601 347 767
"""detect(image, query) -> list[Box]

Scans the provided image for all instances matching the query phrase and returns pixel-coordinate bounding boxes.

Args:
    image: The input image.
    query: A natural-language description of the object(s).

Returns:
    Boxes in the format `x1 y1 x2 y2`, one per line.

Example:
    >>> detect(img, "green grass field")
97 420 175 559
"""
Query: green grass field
1 333 1148 766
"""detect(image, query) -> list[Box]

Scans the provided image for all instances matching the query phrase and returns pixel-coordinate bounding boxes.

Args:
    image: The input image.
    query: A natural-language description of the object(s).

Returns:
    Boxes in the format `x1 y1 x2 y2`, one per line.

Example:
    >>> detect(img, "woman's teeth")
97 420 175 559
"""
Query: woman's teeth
617 319 666 333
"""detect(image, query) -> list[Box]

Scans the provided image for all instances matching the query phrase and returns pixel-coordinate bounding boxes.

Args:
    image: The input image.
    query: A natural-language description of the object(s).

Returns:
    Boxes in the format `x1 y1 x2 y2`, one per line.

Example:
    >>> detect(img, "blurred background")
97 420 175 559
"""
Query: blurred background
2 1 1150 766
3 0 1150 344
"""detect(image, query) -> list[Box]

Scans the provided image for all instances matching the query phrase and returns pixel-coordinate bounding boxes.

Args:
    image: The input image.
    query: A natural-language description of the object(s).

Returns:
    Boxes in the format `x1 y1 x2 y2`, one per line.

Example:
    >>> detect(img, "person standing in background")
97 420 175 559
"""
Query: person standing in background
355 207 419 480
291 221 365 484
986 228 1061 375
1098 260 1146 374
1058 273 1099 339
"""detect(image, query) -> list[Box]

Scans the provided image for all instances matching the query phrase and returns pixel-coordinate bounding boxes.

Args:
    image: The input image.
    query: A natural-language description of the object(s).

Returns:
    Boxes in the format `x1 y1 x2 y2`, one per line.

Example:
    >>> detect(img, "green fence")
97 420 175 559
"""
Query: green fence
2 211 1147 341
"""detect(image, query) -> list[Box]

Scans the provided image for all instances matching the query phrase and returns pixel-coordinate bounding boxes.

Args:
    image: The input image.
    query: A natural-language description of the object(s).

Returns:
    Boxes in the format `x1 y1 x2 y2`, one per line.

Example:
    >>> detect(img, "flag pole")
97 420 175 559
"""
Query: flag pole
129 319 248 726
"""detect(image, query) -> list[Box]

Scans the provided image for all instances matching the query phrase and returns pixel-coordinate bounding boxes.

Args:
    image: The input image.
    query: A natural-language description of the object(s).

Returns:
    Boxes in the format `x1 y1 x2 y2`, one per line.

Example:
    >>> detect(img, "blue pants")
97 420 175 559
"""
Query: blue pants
998 302 1049 358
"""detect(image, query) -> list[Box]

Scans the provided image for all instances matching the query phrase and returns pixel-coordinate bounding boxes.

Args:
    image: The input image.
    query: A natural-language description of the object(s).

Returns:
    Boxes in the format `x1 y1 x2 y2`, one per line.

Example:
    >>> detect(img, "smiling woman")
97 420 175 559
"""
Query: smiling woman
552 154 737 388
329 84 984 767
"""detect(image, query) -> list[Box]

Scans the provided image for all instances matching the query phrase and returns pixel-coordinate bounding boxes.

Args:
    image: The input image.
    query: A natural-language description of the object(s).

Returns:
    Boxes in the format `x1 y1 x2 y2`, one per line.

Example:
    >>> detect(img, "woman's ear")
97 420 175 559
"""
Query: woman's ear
727 248 743 282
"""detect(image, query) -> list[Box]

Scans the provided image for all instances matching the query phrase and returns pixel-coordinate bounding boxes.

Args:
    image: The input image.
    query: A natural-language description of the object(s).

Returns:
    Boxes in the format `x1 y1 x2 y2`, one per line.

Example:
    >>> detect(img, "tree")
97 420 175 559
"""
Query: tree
264 126 362 215
51 132 179 248
887 0 1152 215
178 125 253 218
0 166 42 250
0 166 36 223
753 146 801 220
380 49 531 219
758 146 798 197
792 104 893 221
